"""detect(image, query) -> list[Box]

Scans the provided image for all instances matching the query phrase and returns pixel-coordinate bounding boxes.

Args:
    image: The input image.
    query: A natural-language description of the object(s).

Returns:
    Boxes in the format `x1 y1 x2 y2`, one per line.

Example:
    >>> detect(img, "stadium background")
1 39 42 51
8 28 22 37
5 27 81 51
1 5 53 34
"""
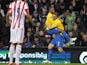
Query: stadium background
0 0 87 64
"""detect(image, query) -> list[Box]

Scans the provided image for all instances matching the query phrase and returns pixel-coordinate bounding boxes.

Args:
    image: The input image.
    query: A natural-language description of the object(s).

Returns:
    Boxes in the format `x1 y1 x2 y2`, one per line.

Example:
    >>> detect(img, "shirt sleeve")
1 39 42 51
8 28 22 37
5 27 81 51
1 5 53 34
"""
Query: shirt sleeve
24 2 29 15
8 3 12 13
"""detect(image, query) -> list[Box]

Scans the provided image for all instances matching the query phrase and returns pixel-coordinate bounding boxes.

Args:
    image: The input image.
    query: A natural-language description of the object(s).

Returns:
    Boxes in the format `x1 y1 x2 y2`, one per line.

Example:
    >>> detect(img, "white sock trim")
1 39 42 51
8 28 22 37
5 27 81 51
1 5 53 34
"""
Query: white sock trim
15 45 22 64
9 44 15 63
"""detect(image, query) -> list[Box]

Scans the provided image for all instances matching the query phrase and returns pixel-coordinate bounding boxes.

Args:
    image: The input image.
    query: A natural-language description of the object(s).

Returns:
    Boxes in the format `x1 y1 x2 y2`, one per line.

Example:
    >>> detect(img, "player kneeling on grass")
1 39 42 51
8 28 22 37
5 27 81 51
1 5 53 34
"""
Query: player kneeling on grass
43 12 70 63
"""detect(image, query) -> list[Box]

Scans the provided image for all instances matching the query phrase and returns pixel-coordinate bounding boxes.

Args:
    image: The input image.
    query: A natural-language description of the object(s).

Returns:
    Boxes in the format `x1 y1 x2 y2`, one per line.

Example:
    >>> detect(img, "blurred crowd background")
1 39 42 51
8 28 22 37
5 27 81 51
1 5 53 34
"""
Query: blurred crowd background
0 0 87 50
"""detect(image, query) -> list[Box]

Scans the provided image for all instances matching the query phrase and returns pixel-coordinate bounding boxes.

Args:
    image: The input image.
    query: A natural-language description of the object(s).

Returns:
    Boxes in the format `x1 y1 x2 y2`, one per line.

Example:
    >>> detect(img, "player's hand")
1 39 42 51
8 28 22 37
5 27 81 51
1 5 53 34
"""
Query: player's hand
32 22 36 27
5 24 9 27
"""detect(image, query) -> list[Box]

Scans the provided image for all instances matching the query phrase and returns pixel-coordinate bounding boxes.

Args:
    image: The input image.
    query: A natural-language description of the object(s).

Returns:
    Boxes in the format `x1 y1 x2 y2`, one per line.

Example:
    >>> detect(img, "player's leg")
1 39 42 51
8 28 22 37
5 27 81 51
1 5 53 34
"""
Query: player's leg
47 28 70 42
55 35 68 63
48 44 54 61
58 47 67 61
43 37 56 63
8 44 15 65
43 43 54 63
15 43 22 65
15 28 24 65
62 31 70 42
8 28 16 65
46 28 58 34
47 35 58 62
47 27 70 42
58 47 69 63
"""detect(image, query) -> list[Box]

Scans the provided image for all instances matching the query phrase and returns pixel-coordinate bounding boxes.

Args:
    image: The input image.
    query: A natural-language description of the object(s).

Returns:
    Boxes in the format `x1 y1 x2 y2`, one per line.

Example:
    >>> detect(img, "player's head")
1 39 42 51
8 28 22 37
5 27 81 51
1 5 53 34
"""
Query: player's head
53 12 58 20
49 6 55 14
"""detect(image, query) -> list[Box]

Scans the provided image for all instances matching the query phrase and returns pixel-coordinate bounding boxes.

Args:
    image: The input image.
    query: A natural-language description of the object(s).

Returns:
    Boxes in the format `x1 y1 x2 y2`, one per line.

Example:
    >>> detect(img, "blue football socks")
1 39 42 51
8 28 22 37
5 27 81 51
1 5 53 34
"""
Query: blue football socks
48 49 53 61
60 50 67 61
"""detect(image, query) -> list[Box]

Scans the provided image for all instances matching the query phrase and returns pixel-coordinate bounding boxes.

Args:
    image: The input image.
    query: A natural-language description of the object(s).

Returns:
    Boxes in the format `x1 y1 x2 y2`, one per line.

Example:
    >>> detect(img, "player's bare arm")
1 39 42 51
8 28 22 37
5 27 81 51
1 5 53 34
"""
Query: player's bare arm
6 12 11 27
26 14 36 26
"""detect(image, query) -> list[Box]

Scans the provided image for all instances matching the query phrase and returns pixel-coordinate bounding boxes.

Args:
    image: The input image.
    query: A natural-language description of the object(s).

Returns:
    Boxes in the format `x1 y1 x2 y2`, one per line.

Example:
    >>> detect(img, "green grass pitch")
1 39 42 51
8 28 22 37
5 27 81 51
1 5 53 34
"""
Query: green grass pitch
0 63 87 65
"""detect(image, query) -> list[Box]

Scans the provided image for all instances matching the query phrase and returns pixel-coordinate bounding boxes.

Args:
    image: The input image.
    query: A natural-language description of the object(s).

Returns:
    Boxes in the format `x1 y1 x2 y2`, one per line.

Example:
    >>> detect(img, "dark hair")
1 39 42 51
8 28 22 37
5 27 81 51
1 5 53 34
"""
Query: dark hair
49 6 54 10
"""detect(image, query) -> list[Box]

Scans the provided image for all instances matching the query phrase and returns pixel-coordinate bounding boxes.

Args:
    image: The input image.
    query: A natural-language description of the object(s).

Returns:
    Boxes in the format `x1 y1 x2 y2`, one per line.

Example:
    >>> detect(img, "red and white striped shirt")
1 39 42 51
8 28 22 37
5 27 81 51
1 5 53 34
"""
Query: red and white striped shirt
8 0 29 29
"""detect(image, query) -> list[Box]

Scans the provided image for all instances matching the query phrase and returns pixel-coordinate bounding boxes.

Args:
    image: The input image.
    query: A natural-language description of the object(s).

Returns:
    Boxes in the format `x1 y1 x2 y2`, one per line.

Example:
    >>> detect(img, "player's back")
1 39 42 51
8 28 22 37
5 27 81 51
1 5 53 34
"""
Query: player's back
9 0 28 29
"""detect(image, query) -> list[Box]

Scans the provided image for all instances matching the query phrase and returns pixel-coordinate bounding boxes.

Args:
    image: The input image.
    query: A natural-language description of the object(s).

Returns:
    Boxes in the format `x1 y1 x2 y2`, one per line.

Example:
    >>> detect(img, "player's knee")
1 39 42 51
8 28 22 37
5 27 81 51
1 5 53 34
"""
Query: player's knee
59 29 63 33
17 43 22 45
48 45 51 49
48 44 54 49
10 44 15 47
58 47 63 52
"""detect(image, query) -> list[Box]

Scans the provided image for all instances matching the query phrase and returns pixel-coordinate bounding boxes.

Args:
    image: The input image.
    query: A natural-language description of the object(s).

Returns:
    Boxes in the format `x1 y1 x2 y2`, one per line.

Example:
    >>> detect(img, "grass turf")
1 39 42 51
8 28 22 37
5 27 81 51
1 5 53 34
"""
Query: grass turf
0 63 87 65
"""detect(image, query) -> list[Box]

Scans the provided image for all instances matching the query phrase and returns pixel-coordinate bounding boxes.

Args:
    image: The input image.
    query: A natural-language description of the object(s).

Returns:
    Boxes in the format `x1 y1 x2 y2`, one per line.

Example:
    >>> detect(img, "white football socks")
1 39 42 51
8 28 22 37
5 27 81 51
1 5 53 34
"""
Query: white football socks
9 45 15 64
15 45 22 64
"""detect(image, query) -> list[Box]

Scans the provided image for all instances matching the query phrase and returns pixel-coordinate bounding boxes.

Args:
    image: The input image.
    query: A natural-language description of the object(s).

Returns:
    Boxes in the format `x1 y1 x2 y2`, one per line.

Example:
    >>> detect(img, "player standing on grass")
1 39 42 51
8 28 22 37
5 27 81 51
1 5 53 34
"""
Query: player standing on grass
43 7 70 63
6 0 35 65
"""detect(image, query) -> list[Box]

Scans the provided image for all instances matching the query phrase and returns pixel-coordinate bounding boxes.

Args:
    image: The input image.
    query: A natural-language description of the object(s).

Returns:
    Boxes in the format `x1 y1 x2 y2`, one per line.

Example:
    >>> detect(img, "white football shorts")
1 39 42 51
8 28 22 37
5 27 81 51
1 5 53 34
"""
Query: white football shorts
10 28 24 44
